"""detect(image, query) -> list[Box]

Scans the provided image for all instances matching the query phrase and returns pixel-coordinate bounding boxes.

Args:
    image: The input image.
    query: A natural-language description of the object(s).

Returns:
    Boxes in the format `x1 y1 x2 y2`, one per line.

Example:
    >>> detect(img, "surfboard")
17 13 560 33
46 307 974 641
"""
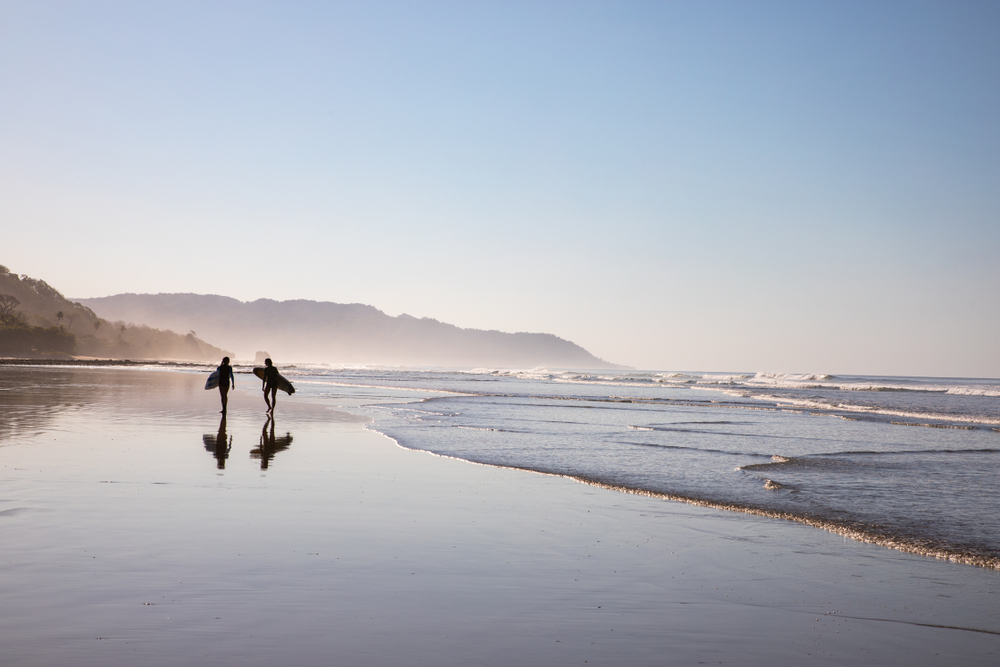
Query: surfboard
253 367 295 395
205 370 220 390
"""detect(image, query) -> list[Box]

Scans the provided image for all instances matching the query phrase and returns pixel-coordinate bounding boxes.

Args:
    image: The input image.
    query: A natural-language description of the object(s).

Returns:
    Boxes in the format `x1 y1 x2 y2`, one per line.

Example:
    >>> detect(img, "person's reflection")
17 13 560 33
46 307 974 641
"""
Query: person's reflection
202 414 232 469
251 415 293 470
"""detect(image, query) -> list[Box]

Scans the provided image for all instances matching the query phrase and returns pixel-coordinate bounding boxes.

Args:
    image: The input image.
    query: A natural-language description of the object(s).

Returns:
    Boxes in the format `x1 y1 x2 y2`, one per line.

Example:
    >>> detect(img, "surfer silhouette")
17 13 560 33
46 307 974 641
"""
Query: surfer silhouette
217 356 236 414
261 358 278 414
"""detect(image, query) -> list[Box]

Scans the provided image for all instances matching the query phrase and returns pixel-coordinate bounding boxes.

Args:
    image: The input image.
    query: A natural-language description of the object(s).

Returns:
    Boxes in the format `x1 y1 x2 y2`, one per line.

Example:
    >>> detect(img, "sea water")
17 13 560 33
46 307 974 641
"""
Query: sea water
284 367 1000 569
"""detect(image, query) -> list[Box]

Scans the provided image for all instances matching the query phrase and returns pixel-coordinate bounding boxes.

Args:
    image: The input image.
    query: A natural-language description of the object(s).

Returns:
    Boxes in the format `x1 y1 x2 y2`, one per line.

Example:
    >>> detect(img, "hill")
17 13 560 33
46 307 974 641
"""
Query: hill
76 293 625 369
0 265 229 361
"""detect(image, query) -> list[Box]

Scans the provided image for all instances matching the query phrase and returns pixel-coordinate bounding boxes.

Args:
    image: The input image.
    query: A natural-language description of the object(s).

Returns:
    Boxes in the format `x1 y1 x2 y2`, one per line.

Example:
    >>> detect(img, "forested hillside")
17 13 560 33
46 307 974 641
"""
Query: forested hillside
0 265 229 360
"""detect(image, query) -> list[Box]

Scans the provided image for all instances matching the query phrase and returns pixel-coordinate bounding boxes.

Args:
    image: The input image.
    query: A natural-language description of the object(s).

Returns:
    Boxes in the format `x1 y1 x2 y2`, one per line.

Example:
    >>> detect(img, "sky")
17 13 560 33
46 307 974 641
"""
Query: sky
2 0 998 376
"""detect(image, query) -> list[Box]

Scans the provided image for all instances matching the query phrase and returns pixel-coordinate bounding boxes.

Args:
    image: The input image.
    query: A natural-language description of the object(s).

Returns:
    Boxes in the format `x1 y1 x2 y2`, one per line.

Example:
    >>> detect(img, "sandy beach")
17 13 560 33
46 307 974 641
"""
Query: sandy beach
1 365 998 665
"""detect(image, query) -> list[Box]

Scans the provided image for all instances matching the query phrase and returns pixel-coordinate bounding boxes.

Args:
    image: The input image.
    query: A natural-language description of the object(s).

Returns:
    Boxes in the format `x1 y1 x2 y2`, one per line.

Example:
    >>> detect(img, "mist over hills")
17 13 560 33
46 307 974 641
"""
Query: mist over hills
0 265 226 360
77 293 625 369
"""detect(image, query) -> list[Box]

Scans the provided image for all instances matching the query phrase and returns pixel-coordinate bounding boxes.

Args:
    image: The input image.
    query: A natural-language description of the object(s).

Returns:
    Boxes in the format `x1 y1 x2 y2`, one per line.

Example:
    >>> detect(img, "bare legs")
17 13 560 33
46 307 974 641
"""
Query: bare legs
264 386 277 413
219 384 230 414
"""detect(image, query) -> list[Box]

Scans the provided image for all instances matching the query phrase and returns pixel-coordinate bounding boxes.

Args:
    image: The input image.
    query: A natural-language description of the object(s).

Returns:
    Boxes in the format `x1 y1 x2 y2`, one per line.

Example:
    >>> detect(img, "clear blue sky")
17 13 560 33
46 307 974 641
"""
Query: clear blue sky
2 1 998 375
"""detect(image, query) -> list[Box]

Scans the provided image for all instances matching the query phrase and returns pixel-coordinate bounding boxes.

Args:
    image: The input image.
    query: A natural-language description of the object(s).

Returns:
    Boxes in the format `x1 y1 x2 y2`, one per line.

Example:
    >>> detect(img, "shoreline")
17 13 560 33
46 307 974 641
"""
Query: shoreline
11 358 1000 569
0 357 210 366
2 364 999 664
382 427 1000 571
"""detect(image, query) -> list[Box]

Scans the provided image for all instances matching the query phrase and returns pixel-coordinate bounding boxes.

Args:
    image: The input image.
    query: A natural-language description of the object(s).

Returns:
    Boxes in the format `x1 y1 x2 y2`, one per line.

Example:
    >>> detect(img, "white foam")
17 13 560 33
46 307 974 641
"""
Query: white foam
945 386 1000 397
752 372 834 383
729 390 1000 427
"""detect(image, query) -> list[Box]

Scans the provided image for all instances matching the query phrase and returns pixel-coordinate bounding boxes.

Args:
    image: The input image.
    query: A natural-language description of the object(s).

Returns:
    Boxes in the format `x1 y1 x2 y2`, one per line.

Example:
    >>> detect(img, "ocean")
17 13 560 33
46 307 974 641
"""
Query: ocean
282 366 1000 569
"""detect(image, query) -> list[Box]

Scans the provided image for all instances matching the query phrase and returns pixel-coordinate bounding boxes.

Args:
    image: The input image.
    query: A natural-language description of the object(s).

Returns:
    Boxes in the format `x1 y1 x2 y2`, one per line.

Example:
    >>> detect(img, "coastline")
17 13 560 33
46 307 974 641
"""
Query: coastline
1 365 998 665
565 478 1000 571
0 357 211 366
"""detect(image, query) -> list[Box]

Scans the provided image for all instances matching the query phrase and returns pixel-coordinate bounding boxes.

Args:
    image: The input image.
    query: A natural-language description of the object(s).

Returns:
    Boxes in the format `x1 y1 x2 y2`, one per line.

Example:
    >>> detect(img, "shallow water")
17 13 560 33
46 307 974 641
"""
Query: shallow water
280 366 1000 568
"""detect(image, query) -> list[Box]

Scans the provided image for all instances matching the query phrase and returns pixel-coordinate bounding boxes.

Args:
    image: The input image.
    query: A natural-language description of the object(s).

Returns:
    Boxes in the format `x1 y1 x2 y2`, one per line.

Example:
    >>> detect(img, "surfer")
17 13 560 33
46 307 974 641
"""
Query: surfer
261 358 279 413
217 356 235 414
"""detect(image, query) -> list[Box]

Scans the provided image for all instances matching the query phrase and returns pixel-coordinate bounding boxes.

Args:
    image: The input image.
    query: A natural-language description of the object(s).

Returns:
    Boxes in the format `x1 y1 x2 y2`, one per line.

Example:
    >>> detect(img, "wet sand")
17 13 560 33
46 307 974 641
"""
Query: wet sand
1 365 998 665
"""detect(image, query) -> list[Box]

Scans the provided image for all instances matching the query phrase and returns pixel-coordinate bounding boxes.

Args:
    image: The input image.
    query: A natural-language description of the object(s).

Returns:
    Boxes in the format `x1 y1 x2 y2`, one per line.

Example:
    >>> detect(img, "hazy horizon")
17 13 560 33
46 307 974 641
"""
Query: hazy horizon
4 1 998 377
75 291 625 369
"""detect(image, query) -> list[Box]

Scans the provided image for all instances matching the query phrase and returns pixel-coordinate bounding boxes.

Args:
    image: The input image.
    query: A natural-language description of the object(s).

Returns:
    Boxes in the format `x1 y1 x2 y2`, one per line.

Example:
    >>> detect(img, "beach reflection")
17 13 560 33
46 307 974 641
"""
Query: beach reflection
0 366 105 442
203 414 232 469
251 416 293 470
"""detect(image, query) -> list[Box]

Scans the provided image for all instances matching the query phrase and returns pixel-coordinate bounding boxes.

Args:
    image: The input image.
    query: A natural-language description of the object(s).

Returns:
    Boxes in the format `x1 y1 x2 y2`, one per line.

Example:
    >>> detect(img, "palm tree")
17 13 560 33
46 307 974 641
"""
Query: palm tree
56 311 64 327
94 320 102 333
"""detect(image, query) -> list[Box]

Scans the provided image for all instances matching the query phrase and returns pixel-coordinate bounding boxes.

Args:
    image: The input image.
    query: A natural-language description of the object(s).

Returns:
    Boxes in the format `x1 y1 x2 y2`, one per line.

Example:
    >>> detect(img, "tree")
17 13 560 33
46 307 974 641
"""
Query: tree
94 320 102 333
65 313 77 332
0 294 21 325
56 311 64 327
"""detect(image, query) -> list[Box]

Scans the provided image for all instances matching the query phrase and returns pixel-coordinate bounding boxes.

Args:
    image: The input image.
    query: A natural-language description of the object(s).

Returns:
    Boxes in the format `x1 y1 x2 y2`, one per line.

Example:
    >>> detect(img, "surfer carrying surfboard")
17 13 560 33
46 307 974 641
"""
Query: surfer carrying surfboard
216 356 235 414
252 361 294 411
261 358 279 414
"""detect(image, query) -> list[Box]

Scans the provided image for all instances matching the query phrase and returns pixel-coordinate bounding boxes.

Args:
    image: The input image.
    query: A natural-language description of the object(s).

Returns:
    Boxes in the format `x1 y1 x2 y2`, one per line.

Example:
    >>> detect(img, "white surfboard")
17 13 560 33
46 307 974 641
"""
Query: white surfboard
205 370 220 390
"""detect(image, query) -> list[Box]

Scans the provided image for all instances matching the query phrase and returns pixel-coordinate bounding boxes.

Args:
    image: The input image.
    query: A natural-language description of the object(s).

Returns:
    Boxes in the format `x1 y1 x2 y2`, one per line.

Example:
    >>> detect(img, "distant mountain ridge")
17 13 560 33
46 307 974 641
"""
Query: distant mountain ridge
76 293 626 369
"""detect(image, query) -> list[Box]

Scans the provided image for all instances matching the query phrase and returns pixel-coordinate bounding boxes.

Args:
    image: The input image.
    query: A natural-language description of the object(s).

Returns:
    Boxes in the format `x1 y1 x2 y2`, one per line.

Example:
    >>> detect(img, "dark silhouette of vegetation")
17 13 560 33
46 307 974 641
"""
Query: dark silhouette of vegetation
0 324 75 356
0 294 24 325
0 291 73 356
0 264 231 360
